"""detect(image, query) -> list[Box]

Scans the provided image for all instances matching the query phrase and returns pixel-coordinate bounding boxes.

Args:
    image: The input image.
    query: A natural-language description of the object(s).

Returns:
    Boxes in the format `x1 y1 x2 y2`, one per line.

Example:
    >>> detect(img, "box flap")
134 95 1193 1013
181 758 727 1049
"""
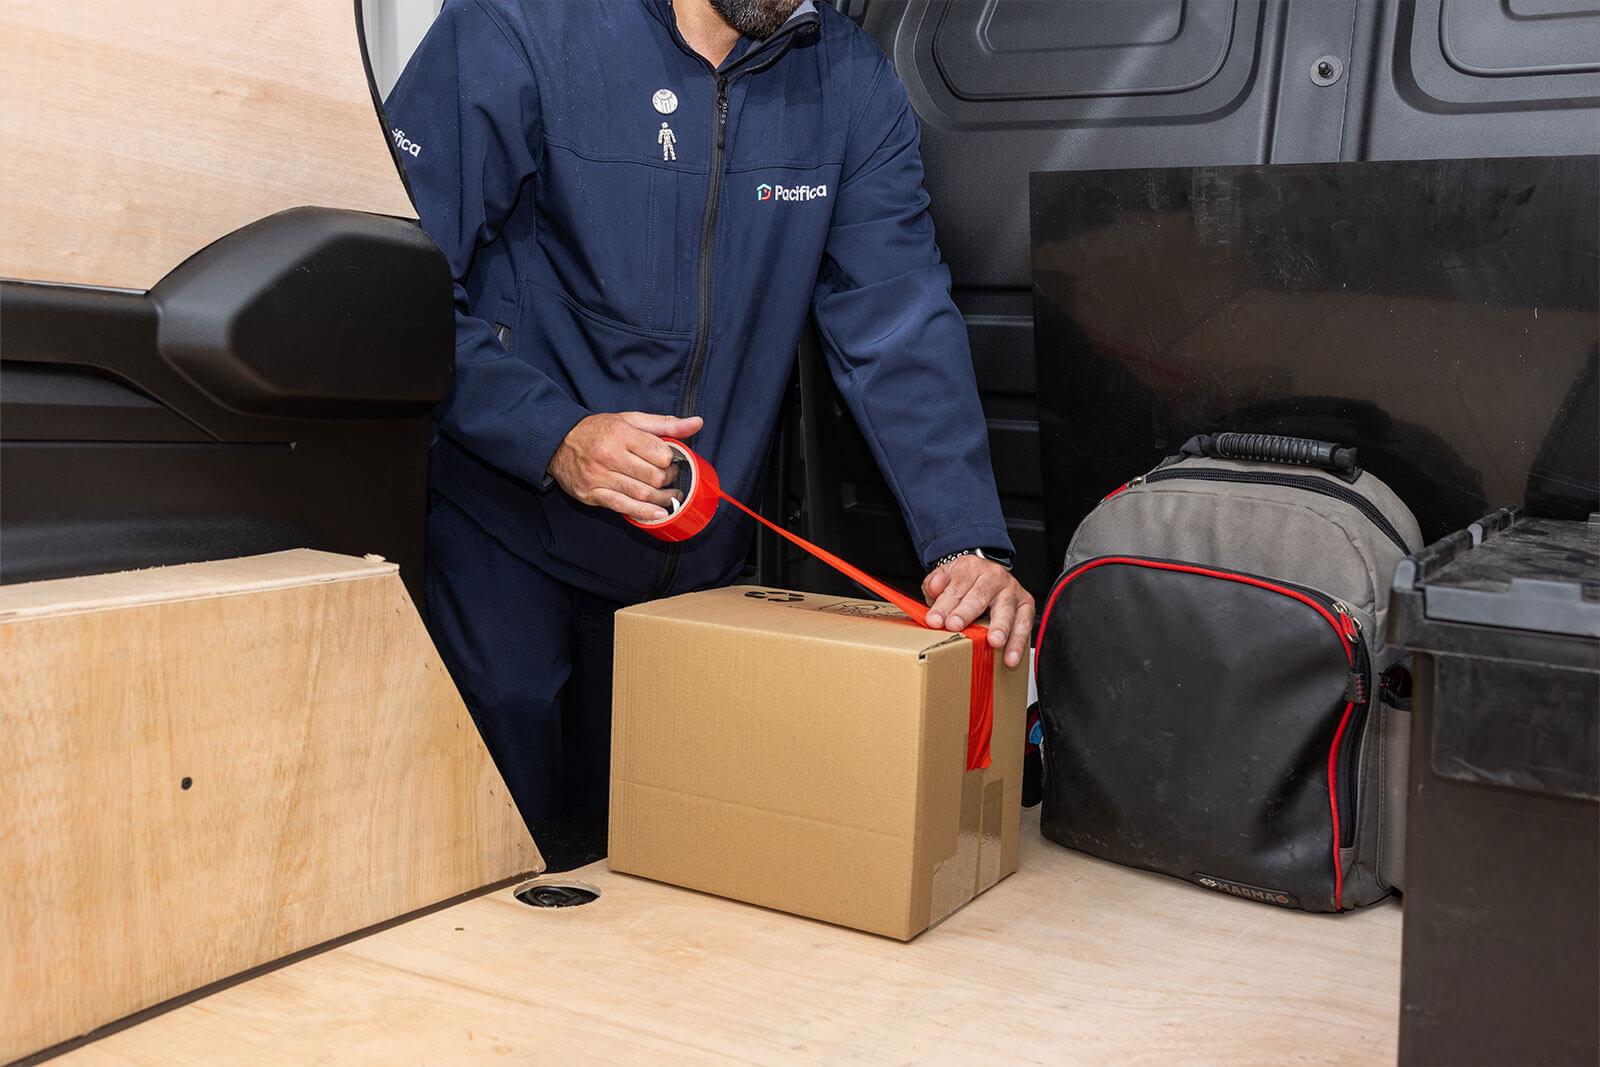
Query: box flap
620 586 967 655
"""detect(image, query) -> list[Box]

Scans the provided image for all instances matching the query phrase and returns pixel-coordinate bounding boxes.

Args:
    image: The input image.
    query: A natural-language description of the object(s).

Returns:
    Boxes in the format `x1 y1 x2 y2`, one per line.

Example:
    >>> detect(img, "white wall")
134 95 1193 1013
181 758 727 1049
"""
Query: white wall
363 0 443 98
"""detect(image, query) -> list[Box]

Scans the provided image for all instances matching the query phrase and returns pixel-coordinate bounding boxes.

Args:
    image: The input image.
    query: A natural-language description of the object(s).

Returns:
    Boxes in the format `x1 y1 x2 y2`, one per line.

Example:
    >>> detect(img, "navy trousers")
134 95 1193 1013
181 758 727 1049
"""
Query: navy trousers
423 493 623 865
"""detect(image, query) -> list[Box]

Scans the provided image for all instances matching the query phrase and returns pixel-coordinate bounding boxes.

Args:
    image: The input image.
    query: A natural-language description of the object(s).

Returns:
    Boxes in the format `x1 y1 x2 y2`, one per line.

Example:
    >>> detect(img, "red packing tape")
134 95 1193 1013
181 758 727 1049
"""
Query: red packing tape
629 436 994 770
625 438 721 542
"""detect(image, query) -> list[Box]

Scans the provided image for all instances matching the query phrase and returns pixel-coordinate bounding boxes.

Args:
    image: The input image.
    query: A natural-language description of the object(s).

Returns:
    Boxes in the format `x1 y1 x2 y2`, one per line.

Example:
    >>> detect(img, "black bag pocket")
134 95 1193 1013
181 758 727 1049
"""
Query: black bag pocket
1036 555 1373 912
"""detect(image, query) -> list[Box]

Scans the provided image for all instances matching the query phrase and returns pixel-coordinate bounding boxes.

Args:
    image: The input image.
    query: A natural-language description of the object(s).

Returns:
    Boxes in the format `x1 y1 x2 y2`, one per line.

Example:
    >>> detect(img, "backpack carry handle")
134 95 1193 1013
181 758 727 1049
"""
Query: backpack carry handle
1180 433 1361 481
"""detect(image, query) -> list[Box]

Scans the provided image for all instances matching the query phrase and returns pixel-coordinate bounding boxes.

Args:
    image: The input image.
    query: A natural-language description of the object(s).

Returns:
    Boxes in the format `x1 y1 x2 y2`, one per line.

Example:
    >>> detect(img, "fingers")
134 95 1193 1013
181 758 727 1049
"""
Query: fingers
590 487 679 522
614 444 680 492
922 555 1036 668
924 555 1001 631
996 592 1035 669
620 411 703 442
615 412 703 485
548 412 701 519
928 559 985 633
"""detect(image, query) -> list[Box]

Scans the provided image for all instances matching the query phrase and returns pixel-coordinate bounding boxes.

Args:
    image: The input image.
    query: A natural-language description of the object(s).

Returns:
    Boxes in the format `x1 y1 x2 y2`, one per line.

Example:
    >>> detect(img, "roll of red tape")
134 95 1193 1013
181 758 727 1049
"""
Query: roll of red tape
627 437 720 542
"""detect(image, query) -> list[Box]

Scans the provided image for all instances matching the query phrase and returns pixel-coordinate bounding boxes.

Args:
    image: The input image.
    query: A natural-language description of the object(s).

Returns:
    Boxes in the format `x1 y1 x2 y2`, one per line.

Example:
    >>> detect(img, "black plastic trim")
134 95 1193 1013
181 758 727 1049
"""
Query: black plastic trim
150 207 452 418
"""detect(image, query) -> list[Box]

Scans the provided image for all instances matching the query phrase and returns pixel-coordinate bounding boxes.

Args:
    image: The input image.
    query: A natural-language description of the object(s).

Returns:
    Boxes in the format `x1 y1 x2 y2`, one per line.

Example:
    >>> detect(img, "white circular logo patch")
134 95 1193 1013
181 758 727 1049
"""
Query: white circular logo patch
652 89 678 115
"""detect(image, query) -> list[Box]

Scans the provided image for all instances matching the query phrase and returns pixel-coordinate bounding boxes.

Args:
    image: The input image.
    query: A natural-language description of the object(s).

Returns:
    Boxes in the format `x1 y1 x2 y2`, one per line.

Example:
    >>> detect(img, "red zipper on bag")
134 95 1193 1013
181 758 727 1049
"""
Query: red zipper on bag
1036 555 1364 909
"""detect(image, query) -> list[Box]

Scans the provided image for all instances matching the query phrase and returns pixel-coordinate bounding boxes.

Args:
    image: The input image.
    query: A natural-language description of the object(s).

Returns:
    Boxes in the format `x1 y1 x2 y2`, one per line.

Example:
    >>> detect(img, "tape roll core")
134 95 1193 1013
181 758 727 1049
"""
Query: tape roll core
627 437 720 542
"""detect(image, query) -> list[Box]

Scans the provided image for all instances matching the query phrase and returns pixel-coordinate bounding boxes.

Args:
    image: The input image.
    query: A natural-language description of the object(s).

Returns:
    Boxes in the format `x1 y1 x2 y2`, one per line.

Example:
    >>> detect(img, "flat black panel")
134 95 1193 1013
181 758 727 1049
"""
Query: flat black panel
1032 157 1600 571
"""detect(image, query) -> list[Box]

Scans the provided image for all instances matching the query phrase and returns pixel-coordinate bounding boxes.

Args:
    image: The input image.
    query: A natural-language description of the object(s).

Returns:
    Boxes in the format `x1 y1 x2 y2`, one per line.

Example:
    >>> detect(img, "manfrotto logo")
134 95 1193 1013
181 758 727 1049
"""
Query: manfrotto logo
757 182 827 203
391 127 422 158
1194 874 1299 908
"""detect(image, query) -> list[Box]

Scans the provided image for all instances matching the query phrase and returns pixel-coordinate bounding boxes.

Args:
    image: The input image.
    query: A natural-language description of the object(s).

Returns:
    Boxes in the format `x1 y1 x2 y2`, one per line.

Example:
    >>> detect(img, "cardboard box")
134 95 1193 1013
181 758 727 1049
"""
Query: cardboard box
609 585 1025 940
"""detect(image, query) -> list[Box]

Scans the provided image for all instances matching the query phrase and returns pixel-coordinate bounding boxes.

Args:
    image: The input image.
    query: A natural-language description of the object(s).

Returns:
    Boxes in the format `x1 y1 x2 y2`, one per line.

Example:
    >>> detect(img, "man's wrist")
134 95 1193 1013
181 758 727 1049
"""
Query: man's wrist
933 546 1015 572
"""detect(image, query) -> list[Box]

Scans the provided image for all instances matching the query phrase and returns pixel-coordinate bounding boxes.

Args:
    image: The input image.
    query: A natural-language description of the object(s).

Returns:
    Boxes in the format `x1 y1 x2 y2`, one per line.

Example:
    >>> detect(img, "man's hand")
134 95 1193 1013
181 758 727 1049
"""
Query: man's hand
548 412 704 521
923 555 1035 668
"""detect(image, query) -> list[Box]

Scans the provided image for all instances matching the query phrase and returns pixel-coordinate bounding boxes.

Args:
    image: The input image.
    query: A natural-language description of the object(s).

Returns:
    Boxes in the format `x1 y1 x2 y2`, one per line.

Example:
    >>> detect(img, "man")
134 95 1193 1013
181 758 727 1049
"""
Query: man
386 0 1033 868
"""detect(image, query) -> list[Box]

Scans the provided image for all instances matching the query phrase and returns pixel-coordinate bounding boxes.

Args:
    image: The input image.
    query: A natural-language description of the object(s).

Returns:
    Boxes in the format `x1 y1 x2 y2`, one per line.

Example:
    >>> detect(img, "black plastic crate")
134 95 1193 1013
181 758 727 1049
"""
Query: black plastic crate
1388 507 1599 1066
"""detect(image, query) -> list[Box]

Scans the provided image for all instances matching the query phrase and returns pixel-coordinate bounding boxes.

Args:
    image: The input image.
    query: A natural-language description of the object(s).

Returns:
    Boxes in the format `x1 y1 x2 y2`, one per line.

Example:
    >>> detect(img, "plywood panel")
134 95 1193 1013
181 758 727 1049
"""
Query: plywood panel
57 808 1402 1065
0 551 541 1063
0 1 418 291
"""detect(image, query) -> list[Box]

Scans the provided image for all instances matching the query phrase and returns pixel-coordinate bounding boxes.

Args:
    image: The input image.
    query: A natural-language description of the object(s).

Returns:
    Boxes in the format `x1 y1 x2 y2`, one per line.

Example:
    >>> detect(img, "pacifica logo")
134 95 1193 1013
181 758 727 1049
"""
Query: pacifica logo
390 127 422 158
757 182 827 203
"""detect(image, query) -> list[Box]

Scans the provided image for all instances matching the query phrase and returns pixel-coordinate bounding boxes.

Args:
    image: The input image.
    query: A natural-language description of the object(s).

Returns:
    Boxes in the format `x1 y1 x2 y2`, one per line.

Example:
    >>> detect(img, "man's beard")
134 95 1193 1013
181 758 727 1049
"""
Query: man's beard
708 0 802 40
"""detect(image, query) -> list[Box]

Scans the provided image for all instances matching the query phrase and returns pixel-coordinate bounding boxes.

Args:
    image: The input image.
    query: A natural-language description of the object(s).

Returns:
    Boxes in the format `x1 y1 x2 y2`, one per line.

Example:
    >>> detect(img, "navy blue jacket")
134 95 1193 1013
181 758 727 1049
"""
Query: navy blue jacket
386 0 1010 602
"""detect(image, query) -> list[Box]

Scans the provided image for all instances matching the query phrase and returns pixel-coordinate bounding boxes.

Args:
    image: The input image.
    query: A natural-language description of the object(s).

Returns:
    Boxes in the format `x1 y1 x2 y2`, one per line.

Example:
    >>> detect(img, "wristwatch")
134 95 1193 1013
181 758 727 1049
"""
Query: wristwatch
934 547 1015 572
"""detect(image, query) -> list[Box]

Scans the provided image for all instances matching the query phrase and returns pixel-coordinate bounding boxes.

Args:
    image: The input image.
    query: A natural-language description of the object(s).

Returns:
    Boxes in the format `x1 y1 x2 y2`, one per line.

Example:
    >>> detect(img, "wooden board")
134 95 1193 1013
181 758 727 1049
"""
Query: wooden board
55 808 1402 1065
0 551 541 1063
0 1 417 291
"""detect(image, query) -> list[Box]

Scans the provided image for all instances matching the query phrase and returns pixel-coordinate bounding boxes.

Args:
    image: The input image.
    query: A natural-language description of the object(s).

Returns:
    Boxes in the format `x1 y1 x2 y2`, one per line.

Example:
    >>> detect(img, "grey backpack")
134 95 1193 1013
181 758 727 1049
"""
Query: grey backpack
1035 433 1423 911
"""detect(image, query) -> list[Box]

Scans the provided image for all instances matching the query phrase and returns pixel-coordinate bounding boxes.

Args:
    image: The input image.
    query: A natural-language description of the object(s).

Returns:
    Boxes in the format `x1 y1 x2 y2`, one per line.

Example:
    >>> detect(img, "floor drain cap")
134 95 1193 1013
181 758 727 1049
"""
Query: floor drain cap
514 880 600 908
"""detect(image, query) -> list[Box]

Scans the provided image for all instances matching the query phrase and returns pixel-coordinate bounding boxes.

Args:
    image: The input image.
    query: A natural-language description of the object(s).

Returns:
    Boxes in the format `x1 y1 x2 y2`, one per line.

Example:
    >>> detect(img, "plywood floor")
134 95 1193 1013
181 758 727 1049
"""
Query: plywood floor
58 808 1401 1065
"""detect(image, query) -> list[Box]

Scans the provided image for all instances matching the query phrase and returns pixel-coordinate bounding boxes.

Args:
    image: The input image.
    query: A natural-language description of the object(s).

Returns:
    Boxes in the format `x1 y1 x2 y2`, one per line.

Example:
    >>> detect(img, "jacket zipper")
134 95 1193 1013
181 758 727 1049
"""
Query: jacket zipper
648 14 816 598
1138 468 1412 555
675 24 811 426
1037 555 1369 909
648 74 726 599
679 75 729 432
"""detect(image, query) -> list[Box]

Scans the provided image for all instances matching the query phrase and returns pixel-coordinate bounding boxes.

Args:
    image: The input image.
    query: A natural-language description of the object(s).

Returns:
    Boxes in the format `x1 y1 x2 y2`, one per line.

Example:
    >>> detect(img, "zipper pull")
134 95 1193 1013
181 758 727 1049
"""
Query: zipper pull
715 78 728 149
1103 475 1142 501
1332 600 1362 642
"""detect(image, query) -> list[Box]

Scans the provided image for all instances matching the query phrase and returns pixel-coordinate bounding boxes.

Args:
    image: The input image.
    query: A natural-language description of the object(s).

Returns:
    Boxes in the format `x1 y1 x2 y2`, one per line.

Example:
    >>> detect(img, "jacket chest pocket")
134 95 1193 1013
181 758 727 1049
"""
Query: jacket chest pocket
537 149 696 336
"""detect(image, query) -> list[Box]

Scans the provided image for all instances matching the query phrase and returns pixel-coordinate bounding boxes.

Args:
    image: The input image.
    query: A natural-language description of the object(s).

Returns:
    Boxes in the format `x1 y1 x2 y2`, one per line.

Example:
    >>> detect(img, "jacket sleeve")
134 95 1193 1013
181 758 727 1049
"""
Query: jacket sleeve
385 0 589 489
811 57 1013 569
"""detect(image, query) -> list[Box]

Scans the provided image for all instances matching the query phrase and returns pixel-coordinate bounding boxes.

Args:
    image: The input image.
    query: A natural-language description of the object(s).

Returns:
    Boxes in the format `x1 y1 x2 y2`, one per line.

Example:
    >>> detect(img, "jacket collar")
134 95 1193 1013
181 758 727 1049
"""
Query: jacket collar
643 0 820 73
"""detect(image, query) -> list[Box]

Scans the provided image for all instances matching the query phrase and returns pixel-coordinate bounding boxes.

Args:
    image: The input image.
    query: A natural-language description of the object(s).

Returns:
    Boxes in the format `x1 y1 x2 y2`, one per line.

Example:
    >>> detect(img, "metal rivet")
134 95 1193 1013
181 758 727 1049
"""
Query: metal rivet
1311 55 1343 87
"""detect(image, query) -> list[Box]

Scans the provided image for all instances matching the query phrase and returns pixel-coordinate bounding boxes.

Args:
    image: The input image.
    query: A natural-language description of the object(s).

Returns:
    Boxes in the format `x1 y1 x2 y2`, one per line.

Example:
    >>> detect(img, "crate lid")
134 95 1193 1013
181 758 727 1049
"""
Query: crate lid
1395 512 1599 641
1390 510 1599 670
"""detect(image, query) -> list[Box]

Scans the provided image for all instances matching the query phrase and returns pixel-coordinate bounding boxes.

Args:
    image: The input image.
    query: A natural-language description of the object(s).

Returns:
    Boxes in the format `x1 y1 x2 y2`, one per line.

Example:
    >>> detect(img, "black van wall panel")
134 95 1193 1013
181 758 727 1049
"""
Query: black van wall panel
929 1 1244 101
875 0 1600 285
1267 0 1361 162
1 429 429 591
1360 0 1600 161
872 0 1284 291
